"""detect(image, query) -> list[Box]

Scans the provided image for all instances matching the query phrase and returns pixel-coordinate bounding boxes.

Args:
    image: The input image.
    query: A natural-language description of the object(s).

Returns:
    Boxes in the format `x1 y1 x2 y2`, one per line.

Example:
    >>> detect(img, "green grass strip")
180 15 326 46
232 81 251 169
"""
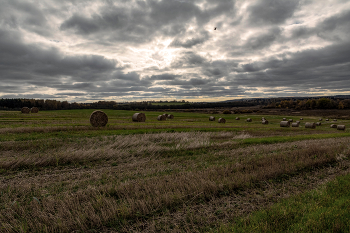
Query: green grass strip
240 132 350 145
216 173 350 233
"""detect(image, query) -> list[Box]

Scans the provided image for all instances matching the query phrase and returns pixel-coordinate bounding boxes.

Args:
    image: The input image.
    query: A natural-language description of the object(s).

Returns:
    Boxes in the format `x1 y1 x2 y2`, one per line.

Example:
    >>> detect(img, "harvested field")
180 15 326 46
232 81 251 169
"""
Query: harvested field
0 109 349 232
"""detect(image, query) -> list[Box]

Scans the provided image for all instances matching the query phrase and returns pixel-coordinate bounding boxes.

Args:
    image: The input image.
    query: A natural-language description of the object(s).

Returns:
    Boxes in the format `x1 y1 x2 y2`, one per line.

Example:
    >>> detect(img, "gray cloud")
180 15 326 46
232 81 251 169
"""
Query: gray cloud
1 0 350 101
247 0 300 26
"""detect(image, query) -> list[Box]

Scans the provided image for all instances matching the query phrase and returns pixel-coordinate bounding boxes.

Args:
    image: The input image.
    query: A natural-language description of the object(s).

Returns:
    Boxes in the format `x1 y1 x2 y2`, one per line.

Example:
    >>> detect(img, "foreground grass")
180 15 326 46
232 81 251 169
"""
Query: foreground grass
0 110 350 232
218 173 350 233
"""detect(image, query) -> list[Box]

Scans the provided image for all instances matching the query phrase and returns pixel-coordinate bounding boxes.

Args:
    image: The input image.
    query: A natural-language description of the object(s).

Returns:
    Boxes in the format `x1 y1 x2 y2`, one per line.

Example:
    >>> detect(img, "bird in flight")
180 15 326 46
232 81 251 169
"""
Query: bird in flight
214 27 217 30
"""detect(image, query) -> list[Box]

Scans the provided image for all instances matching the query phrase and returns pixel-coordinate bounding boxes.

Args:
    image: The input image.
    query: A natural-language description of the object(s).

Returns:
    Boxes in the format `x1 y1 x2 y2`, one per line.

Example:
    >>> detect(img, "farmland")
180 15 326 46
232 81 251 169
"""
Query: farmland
0 109 349 232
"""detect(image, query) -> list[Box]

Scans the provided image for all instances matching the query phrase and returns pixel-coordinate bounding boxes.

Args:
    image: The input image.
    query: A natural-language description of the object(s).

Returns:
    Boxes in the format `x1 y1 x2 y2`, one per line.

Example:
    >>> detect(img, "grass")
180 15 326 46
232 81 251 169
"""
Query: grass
218 173 350 233
0 109 349 232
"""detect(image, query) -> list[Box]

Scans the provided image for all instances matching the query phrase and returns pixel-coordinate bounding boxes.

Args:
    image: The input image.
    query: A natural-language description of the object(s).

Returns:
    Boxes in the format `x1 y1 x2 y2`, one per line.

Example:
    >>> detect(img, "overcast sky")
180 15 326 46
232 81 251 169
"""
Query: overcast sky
1 0 350 102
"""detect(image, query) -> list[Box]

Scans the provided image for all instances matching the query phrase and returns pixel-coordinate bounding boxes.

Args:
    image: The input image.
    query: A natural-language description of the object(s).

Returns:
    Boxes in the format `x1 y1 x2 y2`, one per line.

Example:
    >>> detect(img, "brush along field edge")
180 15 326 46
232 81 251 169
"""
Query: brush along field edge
0 135 349 232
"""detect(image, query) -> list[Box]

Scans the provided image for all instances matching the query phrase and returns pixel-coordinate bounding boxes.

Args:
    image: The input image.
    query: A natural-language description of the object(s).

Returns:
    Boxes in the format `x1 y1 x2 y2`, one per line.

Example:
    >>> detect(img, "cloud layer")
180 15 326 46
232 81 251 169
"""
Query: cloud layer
1 0 350 102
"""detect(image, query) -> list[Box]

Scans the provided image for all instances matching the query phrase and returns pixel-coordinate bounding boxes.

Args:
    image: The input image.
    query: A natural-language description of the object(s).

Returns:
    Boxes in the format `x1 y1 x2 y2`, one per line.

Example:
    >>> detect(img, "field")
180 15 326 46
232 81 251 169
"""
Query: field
0 109 349 232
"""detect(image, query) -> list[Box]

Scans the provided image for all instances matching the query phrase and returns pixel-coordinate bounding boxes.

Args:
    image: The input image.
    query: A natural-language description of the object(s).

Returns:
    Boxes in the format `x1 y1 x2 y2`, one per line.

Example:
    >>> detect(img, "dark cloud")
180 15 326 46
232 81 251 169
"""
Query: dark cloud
1 0 350 101
248 0 300 26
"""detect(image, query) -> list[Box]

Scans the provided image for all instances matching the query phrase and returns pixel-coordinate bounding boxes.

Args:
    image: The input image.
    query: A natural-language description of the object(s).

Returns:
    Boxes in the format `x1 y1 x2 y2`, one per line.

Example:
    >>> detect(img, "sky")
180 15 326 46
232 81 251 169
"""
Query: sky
1 0 350 102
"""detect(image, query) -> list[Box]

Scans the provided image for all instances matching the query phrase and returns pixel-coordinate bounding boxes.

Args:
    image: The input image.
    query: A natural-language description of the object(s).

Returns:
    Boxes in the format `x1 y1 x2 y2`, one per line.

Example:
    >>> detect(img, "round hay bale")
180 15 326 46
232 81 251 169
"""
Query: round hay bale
132 113 146 122
288 119 293 122
292 122 299 127
262 120 269 125
167 114 174 119
319 118 322 121
261 117 266 120
209 116 215 121
218 118 226 123
333 119 337 121
235 117 240 120
330 124 337 128
21 107 30 114
337 125 346 130
246 118 252 122
280 121 290 127
283 118 287 121
296 121 300 124
305 122 316 129
31 107 39 113
90 110 108 127
326 119 329 121
157 115 166 121
316 122 321 126
163 113 168 118
300 118 303 120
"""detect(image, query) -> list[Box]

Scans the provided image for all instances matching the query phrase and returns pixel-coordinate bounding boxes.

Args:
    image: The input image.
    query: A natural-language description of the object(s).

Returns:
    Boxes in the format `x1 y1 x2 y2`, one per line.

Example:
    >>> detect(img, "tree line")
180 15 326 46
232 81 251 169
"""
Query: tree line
1 97 350 111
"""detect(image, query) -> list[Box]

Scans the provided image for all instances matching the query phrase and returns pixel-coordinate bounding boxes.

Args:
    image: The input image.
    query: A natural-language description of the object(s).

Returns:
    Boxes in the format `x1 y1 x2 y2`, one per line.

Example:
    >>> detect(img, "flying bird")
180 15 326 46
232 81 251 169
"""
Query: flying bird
214 27 217 30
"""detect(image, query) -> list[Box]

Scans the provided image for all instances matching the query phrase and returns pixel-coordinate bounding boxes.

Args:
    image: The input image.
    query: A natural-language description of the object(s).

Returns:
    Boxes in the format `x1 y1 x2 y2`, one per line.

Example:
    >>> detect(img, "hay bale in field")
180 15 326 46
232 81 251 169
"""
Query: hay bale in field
292 122 299 127
337 125 346 130
319 118 322 121
262 120 269 125
209 116 215 121
326 119 329 121
333 119 337 121
261 117 266 120
157 115 166 121
300 118 303 120
218 118 226 123
288 119 293 122
316 122 321 126
162 113 168 118
283 118 287 121
330 124 337 128
305 122 316 129
21 107 30 114
31 107 39 113
296 121 300 124
246 118 252 122
280 121 290 127
167 114 174 119
132 113 146 122
90 110 108 127
235 117 240 120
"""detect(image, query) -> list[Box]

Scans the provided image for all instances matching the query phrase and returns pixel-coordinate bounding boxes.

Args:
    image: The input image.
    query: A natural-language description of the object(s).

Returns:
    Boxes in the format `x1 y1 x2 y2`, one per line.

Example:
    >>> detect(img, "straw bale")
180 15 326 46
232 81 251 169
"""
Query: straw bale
163 113 168 118
319 118 322 121
21 107 30 114
288 119 293 122
333 119 337 121
280 121 290 127
132 113 146 122
296 121 300 124
305 122 316 129
157 115 166 121
235 117 240 120
283 118 287 121
300 118 303 120
292 122 299 127
209 116 215 121
31 107 39 113
337 125 346 130
246 118 252 122
326 119 329 121
316 122 321 126
218 118 226 123
167 114 174 119
262 120 269 125
330 124 337 128
90 110 108 127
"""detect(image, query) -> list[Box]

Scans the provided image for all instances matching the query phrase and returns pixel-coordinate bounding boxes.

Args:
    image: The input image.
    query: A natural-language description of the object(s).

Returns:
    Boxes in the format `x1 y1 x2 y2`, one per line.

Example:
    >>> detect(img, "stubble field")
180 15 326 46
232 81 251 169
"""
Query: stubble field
0 109 349 232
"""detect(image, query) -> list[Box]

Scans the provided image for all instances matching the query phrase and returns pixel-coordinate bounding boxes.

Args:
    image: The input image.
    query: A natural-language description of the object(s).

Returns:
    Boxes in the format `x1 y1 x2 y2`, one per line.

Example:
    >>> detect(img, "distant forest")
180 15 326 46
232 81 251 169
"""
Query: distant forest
1 97 350 111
